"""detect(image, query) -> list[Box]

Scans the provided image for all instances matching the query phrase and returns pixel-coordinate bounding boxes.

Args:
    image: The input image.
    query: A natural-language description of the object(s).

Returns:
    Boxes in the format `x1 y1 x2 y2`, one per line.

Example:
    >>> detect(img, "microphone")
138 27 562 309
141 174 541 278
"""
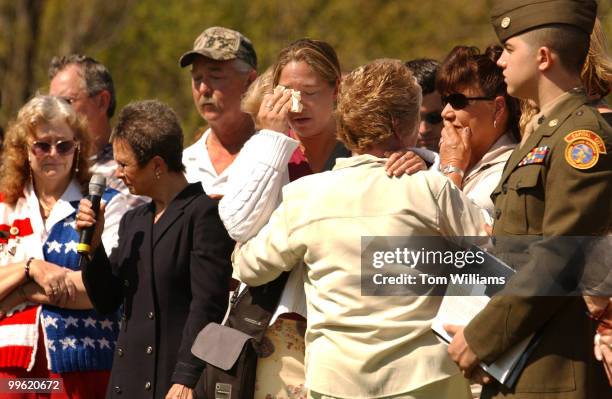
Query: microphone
77 174 106 255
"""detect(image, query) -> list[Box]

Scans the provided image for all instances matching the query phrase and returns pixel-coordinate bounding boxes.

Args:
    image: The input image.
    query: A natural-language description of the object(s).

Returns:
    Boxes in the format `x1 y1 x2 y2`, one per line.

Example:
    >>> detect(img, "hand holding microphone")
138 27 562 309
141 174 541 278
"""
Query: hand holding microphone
76 174 107 256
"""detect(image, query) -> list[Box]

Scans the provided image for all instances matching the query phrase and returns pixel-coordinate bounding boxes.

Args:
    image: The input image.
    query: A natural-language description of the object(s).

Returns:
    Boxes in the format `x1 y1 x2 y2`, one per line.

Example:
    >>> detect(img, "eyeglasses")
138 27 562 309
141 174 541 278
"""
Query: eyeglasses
423 111 443 125
441 93 495 110
30 140 78 157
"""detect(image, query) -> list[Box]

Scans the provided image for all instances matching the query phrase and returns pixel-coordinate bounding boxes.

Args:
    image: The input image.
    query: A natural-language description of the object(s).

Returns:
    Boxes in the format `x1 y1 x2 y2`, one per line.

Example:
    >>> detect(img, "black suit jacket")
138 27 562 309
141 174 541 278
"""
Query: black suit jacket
82 183 234 399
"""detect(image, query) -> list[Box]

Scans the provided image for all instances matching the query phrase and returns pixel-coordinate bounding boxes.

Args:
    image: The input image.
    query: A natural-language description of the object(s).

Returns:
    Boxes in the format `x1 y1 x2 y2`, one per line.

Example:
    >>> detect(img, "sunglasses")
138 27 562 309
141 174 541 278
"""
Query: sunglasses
441 93 495 110
423 111 443 125
30 140 78 157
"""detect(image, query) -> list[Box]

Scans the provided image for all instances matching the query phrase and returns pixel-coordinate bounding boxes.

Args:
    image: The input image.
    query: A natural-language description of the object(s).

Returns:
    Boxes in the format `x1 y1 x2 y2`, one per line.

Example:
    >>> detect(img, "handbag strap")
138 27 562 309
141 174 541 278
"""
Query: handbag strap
226 272 291 342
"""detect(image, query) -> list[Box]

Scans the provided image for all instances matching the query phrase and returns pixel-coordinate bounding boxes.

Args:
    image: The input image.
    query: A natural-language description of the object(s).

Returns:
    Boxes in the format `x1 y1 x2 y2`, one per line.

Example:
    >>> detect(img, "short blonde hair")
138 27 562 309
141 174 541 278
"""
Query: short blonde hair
0 95 92 205
581 18 612 98
240 68 273 129
336 59 421 153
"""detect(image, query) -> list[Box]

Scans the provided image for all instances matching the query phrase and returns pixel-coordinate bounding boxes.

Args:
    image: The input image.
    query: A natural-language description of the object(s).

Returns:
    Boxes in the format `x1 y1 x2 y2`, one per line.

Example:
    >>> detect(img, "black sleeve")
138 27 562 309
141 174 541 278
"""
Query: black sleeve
171 199 235 387
81 214 126 315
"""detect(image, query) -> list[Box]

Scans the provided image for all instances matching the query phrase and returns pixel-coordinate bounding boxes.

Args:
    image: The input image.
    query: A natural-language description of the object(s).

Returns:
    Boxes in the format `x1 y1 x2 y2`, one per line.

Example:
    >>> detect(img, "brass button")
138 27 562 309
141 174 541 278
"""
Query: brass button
117 347 124 357
123 279 130 287
147 312 154 320
501 16 511 28
146 346 153 355
114 386 121 394
144 381 151 391
548 119 558 127
121 314 127 322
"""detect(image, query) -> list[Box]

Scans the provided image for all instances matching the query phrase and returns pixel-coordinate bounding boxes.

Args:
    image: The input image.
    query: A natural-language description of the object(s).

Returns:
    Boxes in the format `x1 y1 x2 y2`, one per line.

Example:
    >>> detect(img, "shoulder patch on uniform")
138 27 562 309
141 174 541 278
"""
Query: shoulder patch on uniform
564 130 606 170
518 146 549 166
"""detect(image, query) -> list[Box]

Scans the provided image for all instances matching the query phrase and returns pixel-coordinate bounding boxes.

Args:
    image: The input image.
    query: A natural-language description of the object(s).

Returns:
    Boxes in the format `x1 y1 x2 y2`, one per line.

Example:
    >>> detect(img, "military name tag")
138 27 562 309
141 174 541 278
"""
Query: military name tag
564 130 607 170
518 146 550 167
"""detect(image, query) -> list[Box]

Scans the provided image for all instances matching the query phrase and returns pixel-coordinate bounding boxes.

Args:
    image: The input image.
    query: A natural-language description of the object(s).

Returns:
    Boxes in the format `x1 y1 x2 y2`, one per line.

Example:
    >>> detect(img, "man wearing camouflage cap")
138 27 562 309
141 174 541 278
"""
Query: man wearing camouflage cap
180 26 258 196
445 0 612 397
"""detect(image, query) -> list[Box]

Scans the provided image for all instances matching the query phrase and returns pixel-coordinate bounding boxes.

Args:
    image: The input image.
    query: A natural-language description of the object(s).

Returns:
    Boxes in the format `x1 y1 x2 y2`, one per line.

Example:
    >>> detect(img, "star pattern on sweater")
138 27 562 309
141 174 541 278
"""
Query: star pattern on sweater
60 337 77 350
64 240 78 254
42 315 59 328
47 240 62 254
100 319 114 330
83 316 97 328
97 337 111 349
63 316 79 328
47 339 56 352
81 337 96 348
63 217 77 230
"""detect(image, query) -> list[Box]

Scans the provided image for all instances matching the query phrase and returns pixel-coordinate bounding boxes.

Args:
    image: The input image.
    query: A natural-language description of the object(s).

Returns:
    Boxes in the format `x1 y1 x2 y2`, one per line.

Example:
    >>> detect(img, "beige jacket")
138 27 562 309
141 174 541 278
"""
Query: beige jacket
463 133 517 216
233 155 486 398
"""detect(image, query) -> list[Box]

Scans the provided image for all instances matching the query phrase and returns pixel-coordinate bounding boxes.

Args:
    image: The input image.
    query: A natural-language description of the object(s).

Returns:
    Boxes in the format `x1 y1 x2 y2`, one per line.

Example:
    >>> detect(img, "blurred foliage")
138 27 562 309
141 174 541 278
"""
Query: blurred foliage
0 0 610 144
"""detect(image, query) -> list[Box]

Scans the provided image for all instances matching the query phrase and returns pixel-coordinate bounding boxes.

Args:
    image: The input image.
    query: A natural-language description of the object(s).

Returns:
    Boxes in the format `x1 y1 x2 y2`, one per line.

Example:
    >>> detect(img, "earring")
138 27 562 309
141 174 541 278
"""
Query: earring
493 120 497 129
155 170 161 180
74 148 80 173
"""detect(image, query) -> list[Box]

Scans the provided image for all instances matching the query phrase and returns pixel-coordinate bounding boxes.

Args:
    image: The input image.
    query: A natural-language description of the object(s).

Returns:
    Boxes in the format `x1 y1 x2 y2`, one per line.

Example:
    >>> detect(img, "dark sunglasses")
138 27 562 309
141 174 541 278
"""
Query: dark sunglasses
442 93 495 110
423 111 443 125
30 140 78 157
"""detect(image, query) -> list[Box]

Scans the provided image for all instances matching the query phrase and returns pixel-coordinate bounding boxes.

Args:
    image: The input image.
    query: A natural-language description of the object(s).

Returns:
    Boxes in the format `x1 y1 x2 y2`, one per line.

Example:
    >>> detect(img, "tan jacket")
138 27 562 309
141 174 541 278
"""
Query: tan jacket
233 155 486 398
463 132 517 215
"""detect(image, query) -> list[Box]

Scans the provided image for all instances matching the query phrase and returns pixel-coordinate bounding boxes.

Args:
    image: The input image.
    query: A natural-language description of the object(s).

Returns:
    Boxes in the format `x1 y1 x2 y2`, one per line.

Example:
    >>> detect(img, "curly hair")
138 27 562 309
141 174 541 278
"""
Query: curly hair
0 95 92 205
581 18 612 99
336 59 421 153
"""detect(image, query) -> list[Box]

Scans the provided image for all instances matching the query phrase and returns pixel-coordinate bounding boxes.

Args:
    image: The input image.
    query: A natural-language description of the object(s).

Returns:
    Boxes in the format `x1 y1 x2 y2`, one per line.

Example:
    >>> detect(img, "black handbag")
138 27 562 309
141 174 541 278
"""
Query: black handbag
192 273 290 399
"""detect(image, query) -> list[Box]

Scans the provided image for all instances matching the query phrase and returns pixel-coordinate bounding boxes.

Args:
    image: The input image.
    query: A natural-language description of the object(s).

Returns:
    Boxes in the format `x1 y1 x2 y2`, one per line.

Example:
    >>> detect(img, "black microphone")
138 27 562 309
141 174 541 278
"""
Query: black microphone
77 174 106 255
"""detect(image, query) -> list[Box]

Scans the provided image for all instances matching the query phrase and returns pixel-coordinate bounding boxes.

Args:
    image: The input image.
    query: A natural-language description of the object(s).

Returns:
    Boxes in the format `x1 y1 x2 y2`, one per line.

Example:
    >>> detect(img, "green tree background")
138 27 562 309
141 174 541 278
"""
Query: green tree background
1 0 610 144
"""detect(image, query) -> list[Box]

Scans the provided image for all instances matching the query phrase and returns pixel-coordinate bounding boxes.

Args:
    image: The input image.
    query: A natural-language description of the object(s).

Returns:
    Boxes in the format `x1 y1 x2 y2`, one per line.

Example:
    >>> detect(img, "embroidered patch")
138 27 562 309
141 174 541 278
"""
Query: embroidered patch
518 146 550 166
564 130 607 170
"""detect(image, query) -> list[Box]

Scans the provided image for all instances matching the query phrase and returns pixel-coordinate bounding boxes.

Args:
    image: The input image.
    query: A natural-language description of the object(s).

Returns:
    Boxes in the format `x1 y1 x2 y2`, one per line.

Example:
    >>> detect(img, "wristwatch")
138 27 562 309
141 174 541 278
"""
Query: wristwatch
440 164 465 178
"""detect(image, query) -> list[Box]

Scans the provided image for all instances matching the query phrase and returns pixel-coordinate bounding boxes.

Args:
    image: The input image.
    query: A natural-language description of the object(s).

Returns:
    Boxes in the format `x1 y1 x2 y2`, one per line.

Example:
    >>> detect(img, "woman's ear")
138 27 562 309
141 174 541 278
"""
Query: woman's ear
494 96 506 120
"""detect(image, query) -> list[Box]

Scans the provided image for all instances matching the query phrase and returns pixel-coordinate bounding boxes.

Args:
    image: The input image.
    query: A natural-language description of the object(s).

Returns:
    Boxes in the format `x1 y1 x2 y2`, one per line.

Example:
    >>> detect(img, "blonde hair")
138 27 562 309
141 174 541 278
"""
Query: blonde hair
272 39 341 88
581 18 612 99
337 59 421 153
519 99 539 137
240 68 273 129
0 95 92 205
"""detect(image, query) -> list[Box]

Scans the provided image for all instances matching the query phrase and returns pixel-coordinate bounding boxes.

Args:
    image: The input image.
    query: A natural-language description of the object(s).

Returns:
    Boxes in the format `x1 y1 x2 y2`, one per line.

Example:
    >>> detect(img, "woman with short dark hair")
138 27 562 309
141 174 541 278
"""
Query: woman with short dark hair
77 100 234 399
437 45 520 215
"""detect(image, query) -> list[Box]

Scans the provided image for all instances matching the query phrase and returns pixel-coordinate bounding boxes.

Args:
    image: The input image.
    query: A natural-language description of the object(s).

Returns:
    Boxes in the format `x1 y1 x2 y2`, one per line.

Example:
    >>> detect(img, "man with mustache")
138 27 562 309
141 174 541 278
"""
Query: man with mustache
180 27 258 196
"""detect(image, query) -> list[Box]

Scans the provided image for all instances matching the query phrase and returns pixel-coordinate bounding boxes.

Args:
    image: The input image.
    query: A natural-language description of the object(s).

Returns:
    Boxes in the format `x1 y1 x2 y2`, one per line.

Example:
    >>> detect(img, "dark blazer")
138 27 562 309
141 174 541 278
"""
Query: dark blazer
465 92 612 398
82 183 234 399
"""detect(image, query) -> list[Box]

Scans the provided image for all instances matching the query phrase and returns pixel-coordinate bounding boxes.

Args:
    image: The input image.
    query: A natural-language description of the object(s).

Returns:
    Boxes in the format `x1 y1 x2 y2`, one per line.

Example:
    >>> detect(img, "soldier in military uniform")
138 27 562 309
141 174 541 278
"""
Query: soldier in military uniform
444 0 612 398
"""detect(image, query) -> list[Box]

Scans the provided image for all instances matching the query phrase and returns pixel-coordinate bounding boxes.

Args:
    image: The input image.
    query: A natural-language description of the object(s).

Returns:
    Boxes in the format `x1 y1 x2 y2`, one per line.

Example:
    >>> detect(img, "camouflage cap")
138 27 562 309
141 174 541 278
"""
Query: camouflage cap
491 0 597 43
179 26 257 69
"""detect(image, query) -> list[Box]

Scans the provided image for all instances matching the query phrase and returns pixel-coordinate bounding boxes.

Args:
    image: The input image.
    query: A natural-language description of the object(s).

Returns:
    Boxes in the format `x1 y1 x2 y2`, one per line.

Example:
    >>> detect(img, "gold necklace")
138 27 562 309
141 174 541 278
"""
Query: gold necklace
39 199 54 218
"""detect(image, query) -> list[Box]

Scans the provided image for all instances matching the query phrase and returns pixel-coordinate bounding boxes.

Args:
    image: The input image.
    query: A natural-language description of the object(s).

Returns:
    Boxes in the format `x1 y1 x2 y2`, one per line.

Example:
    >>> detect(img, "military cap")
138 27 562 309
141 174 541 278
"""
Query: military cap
490 0 597 42
179 26 257 69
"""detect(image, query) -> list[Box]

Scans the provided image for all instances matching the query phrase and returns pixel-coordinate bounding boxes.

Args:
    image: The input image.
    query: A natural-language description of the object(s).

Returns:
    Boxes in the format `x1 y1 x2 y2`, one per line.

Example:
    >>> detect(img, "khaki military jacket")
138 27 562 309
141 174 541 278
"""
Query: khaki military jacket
465 91 612 398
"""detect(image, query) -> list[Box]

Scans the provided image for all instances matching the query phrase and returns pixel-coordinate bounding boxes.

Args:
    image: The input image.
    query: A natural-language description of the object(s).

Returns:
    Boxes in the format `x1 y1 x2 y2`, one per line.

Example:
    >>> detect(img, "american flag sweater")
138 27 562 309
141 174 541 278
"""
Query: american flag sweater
0 180 127 373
